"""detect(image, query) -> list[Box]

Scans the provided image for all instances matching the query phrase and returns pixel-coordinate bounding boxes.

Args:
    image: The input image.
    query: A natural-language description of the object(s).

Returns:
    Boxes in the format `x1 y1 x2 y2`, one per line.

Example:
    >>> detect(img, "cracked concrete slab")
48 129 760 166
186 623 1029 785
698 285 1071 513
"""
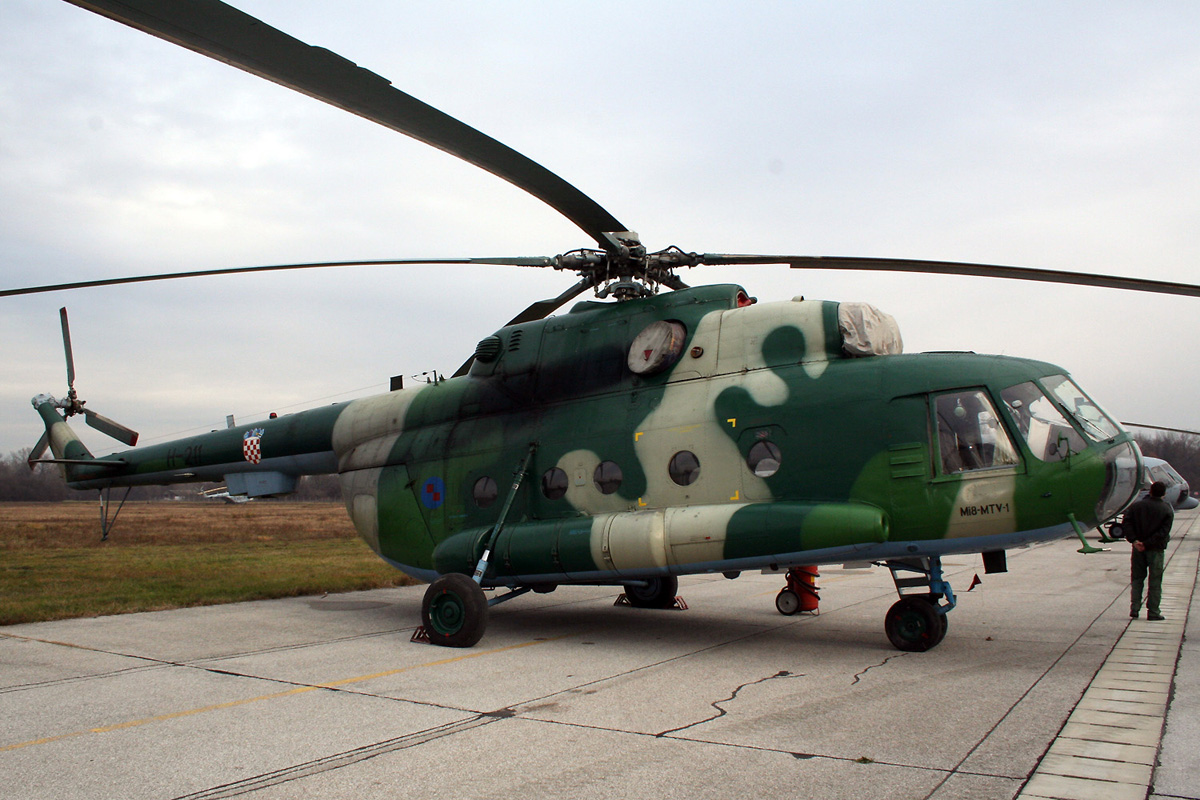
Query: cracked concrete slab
2 509 1196 800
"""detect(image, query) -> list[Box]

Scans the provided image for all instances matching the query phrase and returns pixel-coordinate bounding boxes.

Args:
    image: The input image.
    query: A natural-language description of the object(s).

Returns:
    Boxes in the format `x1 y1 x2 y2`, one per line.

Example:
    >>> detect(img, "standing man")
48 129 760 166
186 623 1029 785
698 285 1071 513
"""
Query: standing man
1123 481 1174 620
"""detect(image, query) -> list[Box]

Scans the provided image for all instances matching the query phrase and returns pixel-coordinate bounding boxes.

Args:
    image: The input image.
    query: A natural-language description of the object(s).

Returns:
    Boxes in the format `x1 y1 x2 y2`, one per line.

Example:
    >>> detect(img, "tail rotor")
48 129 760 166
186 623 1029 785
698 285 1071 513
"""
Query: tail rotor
30 308 139 468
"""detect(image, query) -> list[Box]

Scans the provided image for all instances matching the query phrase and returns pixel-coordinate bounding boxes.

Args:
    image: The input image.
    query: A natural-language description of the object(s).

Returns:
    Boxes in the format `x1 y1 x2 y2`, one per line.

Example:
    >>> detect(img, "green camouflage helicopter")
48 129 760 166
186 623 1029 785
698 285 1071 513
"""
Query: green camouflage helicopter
12 0 1200 652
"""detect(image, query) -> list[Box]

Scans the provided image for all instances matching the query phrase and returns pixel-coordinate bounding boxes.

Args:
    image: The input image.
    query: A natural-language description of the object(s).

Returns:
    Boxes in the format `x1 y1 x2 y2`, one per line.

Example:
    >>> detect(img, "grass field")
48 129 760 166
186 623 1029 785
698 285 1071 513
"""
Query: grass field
0 502 416 625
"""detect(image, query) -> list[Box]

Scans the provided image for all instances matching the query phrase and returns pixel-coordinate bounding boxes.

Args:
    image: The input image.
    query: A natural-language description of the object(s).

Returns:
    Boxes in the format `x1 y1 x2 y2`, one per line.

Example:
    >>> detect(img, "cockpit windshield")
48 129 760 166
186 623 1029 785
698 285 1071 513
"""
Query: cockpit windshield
1041 375 1121 442
1000 381 1086 462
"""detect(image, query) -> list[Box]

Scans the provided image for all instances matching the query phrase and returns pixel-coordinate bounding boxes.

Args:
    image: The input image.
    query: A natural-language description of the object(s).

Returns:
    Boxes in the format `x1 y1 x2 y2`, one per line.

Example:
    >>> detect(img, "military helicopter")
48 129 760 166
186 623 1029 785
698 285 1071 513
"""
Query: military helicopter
1141 458 1198 511
11 0 1200 652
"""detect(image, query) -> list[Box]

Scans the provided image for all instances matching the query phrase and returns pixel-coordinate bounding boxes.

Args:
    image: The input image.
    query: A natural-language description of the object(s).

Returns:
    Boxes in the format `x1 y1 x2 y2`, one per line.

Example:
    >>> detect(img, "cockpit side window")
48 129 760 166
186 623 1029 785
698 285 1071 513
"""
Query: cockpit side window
1000 381 1086 462
934 390 1020 474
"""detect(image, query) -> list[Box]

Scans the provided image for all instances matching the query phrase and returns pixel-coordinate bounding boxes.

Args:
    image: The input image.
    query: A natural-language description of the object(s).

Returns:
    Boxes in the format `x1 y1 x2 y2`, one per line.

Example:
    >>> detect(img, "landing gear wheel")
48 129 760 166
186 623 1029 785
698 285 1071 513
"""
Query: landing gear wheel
421 573 488 647
775 589 801 616
933 602 948 644
885 596 945 652
623 576 679 609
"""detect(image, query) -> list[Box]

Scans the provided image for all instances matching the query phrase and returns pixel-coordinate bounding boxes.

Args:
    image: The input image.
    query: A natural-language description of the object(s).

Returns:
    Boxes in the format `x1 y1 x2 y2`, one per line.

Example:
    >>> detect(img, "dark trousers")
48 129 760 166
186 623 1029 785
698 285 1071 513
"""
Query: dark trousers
1130 548 1165 616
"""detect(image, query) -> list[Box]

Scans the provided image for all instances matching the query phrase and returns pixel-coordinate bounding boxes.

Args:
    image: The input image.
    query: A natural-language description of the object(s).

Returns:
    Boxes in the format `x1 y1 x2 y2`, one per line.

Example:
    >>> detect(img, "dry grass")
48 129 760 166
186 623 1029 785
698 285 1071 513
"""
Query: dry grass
0 501 358 548
0 502 416 625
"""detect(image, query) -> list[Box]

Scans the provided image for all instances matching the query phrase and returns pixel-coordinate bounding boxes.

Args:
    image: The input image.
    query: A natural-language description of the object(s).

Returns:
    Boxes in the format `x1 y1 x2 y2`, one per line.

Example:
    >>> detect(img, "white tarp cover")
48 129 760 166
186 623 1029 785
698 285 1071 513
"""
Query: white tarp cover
838 302 903 357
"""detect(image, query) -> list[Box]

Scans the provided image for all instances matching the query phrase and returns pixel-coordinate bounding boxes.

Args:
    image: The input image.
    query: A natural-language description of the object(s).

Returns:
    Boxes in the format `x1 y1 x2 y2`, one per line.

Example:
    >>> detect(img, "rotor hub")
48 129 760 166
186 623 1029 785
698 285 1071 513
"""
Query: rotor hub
553 234 698 301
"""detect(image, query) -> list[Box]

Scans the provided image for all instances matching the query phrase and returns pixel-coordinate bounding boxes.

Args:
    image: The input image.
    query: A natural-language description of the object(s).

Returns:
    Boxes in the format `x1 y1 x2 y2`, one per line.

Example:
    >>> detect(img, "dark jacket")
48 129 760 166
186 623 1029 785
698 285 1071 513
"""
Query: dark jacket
1123 495 1174 551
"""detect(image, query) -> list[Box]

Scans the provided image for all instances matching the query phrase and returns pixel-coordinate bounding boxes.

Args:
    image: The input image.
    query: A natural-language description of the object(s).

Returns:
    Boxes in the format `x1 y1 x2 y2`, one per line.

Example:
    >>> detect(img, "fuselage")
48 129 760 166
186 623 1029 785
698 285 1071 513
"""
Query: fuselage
38 284 1142 587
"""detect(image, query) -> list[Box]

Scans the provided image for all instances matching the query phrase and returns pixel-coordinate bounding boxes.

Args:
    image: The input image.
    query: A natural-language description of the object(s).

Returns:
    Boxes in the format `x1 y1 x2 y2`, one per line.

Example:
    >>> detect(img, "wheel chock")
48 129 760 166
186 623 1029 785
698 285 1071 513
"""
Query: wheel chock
614 594 688 610
410 626 431 644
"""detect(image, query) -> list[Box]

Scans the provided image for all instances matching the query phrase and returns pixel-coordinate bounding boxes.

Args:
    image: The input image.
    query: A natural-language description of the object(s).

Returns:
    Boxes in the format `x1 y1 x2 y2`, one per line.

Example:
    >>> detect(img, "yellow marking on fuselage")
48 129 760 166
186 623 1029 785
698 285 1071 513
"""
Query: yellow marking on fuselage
558 449 630 514
634 431 643 441
727 418 737 427
633 310 769 511
730 490 740 501
0 636 566 753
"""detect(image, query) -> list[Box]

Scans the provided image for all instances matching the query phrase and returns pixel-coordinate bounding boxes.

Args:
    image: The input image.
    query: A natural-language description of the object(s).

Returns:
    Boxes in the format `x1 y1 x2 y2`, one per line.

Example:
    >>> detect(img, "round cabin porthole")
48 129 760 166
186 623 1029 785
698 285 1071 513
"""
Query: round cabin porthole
541 467 569 500
628 320 687 375
668 450 701 486
472 476 498 508
747 441 782 477
593 461 623 494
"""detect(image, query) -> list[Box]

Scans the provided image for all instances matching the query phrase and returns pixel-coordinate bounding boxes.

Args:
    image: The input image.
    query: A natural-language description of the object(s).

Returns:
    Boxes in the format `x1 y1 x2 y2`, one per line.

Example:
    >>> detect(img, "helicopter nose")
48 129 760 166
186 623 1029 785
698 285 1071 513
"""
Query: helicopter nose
1096 441 1140 522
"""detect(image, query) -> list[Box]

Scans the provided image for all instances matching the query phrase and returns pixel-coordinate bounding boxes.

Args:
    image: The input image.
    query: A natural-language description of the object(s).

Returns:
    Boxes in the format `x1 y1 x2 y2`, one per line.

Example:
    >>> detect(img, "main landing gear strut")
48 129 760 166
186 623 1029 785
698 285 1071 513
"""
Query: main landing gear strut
418 444 541 647
881 556 955 652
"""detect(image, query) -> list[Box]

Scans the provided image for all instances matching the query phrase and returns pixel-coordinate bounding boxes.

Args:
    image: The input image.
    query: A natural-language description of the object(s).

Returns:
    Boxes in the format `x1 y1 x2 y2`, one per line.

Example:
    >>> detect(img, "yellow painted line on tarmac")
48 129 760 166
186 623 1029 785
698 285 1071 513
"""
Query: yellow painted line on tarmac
1 636 566 753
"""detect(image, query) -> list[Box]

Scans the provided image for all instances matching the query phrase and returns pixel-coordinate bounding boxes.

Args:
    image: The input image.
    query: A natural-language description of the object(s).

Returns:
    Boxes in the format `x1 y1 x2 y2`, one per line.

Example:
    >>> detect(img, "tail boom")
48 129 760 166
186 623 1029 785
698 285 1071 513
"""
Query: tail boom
30 395 342 494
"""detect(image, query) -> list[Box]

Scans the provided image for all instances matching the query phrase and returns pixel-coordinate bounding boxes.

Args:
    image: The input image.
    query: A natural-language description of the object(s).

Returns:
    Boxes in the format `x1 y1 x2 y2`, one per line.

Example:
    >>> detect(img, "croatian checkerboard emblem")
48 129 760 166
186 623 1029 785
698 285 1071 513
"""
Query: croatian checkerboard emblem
421 476 446 509
242 428 265 464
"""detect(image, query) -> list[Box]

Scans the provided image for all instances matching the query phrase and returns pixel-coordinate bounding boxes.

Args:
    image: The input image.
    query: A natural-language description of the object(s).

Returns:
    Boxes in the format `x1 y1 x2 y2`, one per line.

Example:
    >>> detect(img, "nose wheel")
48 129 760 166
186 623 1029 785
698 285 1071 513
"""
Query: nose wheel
882 557 954 652
885 595 948 651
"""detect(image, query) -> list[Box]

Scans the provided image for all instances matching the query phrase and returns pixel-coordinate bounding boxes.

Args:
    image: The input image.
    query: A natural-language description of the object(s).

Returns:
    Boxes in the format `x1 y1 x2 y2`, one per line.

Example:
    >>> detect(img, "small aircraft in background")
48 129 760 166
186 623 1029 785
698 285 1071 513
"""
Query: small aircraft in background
1100 455 1196 542
1140 457 1198 511
198 487 252 505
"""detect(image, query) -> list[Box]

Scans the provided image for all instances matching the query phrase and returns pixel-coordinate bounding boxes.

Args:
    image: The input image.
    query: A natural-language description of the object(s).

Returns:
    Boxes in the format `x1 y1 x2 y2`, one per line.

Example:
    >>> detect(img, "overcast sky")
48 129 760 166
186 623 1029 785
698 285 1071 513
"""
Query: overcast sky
2 0 1199 461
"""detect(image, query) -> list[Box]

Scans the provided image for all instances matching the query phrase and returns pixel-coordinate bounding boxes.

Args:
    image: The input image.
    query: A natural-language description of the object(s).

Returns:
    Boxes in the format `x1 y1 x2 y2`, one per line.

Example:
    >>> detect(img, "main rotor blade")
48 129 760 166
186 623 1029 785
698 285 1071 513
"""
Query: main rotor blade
1 258 551 298
502 277 596 327
65 0 627 249
83 408 140 446
59 307 76 388
1122 422 1200 437
451 278 594 378
699 255 1200 298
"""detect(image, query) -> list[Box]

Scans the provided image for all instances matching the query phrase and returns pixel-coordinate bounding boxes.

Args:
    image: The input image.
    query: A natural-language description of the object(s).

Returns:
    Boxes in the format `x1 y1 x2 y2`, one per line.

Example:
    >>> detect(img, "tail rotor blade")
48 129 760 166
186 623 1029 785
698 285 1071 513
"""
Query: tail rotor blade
83 408 139 446
59 307 76 389
28 432 50 470
49 307 140 447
